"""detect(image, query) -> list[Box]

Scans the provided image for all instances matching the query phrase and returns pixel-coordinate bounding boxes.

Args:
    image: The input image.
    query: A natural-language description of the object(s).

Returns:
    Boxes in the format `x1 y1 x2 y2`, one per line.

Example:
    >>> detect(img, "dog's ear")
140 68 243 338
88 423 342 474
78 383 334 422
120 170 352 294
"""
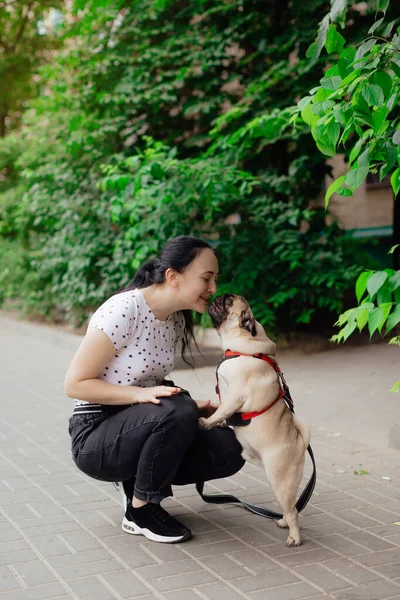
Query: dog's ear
241 310 257 337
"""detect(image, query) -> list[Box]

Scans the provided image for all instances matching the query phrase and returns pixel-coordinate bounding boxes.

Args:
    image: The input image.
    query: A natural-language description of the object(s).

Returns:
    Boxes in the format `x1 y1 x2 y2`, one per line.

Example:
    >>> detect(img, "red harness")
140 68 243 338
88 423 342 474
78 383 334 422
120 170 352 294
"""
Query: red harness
215 349 287 421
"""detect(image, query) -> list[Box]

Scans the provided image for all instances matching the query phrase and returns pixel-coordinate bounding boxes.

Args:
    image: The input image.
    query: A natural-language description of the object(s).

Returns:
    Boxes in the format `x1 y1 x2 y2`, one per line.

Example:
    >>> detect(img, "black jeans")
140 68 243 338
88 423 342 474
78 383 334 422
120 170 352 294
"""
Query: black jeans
69 392 245 503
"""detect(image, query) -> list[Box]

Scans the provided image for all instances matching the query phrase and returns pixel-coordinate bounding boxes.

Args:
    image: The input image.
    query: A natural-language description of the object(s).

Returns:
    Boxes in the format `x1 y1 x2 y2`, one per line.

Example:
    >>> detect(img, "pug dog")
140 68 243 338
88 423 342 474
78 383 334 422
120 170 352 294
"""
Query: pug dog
199 294 310 547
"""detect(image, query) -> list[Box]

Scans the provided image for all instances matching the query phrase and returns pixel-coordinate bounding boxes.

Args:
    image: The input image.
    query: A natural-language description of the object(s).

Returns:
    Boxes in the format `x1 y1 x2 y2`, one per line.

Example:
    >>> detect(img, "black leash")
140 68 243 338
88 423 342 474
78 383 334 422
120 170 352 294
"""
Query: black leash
196 445 316 520
196 351 317 519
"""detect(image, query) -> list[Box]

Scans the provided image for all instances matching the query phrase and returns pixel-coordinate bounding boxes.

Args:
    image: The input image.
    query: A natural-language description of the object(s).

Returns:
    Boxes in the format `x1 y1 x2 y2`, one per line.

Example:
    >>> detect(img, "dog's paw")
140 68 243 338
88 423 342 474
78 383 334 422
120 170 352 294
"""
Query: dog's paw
198 417 211 430
276 518 288 529
286 536 302 547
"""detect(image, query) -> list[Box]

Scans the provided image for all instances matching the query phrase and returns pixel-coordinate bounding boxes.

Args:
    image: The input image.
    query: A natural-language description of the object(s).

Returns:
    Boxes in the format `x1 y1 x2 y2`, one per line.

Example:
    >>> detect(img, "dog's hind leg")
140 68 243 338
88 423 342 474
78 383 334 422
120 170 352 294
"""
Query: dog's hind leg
263 450 305 547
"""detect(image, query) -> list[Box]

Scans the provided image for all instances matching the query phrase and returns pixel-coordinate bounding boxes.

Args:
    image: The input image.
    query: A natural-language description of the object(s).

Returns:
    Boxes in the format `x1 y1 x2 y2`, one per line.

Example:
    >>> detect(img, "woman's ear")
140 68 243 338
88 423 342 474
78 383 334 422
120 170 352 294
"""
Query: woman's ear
165 268 179 287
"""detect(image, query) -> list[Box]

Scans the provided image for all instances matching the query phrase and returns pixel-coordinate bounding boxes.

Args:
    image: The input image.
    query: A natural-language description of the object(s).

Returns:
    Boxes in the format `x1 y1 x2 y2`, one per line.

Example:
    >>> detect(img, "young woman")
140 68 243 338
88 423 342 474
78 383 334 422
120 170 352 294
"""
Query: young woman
64 235 245 544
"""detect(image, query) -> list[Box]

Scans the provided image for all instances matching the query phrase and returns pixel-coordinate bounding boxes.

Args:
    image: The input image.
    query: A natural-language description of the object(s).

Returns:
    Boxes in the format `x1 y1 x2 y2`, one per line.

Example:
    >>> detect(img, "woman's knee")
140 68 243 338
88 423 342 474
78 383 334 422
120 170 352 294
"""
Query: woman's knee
159 393 199 428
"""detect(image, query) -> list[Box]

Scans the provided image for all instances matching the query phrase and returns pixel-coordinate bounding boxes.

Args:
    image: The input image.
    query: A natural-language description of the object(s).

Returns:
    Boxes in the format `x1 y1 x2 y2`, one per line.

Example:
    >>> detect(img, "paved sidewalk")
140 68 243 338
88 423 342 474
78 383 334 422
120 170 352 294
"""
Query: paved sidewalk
1 316 400 600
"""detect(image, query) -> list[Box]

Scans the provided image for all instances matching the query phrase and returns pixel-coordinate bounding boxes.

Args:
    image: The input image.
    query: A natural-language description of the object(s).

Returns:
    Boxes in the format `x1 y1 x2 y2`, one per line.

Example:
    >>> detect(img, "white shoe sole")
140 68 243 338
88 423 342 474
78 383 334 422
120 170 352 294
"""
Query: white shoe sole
122 517 192 543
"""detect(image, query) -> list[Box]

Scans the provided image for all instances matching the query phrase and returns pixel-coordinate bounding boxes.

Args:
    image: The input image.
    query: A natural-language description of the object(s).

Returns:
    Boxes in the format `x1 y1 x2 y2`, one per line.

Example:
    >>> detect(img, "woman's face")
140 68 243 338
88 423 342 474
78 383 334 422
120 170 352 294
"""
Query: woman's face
176 248 219 312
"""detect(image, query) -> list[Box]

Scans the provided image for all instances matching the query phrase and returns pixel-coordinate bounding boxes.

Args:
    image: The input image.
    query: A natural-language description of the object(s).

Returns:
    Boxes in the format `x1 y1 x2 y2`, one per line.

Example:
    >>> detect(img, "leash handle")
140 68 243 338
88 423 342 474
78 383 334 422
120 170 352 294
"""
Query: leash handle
196 445 316 520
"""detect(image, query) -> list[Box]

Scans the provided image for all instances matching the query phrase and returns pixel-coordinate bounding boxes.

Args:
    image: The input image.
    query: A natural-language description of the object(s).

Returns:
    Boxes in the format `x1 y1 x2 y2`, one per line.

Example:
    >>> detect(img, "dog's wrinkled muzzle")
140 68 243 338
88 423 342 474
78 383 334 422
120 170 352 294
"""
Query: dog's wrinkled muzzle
208 294 233 328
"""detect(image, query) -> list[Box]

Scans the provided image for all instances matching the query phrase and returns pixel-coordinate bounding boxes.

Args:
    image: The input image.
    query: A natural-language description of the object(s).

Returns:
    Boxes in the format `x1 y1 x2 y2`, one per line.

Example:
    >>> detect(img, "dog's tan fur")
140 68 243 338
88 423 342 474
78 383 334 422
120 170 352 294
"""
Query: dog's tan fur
199 296 310 547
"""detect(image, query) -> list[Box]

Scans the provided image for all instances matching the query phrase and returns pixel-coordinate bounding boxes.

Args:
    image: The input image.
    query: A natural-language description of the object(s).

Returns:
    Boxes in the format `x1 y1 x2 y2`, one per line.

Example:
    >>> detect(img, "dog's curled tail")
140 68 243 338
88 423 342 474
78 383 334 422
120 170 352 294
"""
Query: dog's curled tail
293 415 311 449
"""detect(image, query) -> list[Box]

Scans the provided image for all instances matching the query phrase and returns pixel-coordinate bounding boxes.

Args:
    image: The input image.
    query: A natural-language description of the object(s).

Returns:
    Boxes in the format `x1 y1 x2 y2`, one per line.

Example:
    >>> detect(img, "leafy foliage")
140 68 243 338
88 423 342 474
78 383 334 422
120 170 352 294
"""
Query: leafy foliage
0 0 377 329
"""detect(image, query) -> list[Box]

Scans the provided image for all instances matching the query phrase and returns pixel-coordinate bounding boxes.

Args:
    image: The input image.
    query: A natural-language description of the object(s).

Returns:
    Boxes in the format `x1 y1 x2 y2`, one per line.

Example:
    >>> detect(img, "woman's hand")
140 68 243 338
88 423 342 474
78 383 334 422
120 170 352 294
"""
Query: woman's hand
133 386 182 405
195 400 219 418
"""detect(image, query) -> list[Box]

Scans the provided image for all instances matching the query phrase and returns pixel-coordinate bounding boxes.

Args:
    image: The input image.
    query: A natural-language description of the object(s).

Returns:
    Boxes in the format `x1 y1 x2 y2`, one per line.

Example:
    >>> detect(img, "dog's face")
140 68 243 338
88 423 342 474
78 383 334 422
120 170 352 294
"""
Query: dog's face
208 294 257 338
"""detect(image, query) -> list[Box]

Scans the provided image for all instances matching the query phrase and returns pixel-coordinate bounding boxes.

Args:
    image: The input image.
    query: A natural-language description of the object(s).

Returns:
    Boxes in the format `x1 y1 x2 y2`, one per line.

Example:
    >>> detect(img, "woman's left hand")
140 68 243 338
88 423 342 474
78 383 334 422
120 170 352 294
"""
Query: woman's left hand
195 400 218 418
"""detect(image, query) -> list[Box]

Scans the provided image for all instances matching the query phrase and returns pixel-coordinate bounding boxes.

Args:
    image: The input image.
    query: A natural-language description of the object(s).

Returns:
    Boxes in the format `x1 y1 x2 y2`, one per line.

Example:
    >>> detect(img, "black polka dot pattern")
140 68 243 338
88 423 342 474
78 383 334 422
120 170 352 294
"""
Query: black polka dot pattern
78 289 185 400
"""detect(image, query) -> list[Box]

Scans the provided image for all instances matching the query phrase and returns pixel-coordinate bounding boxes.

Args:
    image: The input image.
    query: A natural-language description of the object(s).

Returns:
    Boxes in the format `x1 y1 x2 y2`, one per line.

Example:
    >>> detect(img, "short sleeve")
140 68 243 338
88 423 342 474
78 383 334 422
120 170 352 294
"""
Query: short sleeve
173 311 186 349
88 292 137 351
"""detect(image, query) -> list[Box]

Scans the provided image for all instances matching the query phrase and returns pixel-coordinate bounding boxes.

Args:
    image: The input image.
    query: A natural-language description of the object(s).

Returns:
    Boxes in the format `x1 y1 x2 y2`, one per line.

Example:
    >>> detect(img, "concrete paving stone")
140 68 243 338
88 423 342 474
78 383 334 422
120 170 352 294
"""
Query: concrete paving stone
293 564 352 592
313 534 374 557
332 580 400 600
372 563 400 578
0 492 46 507
199 554 253 579
365 523 400 541
149 569 218 592
249 581 321 600
356 548 400 567
256 540 323 557
99 571 156 598
265 548 339 568
136 541 188 564
53 558 124 581
27 535 74 559
187 528 235 546
18 520 81 538
183 539 248 559
0 551 39 568
311 491 356 505
66 575 117 600
227 547 284 575
0 540 30 554
382 501 400 514
207 513 276 528
47 547 113 569
359 505 400 523
195 581 249 600
0 582 68 600
234 570 301 593
108 544 161 569
348 488 400 505
303 522 357 537
135 559 201 580
55 530 103 553
163 589 207 600
0 523 23 542
333 509 387 528
12 561 57 587
0 565 23 593
5 501 66 521
68 510 119 529
222 525 278 547
343 530 399 551
94 533 134 548
323 558 381 585
173 514 215 534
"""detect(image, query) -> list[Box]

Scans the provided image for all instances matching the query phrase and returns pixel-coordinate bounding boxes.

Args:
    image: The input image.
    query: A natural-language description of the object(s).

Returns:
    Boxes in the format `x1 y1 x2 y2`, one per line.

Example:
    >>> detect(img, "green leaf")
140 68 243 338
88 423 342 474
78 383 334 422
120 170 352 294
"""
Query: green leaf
325 24 346 54
301 104 319 126
325 175 347 206
387 305 400 332
378 0 390 15
355 39 376 62
345 166 369 189
391 168 400 196
372 71 392 100
356 271 371 302
354 469 369 475
387 271 400 291
368 305 391 336
393 130 400 145
362 85 385 107
382 19 399 38
320 76 342 91
368 17 384 34
367 271 388 298
356 308 369 331
389 380 400 393
311 100 336 116
388 245 400 256
372 107 389 135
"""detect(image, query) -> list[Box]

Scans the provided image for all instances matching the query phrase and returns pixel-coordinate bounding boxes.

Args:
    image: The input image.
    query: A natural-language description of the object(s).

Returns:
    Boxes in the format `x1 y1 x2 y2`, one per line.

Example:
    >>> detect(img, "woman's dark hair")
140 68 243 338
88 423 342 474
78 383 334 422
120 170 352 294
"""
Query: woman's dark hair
121 235 213 365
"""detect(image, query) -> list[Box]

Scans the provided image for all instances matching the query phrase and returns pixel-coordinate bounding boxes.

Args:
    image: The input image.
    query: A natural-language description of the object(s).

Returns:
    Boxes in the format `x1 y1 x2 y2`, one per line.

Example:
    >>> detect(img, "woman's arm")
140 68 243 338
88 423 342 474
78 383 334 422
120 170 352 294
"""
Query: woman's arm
64 328 181 405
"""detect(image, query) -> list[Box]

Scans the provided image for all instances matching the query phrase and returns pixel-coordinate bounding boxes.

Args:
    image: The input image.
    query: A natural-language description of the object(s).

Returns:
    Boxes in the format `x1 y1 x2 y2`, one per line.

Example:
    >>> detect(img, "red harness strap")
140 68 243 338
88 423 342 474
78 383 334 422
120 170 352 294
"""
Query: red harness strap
215 349 286 421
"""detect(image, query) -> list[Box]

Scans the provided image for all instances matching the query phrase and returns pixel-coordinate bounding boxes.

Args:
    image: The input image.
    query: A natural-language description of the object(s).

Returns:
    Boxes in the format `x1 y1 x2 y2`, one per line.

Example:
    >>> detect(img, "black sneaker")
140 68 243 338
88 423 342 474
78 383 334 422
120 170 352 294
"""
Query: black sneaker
122 503 192 543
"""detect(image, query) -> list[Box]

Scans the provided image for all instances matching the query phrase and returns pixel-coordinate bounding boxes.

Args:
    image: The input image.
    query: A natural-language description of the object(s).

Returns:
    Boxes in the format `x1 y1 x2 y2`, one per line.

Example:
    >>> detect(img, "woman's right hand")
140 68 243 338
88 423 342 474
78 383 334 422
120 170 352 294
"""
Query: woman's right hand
133 386 182 404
